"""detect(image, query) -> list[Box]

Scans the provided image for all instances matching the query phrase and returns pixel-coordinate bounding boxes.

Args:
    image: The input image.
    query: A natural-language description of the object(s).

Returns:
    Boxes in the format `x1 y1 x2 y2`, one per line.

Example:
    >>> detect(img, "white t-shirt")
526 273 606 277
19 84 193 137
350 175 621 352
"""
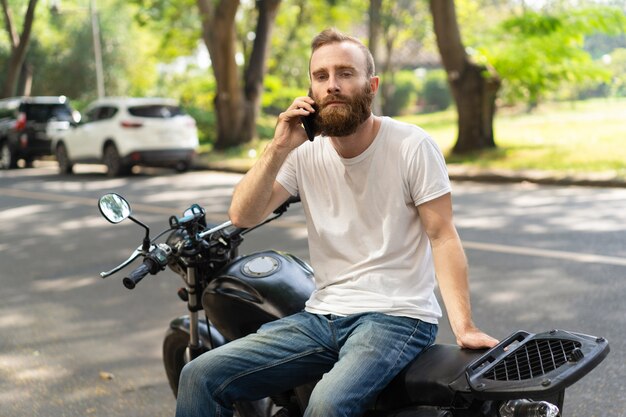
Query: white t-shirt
276 117 451 324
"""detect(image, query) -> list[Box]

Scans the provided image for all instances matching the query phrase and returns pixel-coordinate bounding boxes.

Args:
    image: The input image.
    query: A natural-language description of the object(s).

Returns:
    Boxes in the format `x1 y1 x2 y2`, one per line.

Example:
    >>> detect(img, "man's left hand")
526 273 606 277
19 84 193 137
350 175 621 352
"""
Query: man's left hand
456 327 499 350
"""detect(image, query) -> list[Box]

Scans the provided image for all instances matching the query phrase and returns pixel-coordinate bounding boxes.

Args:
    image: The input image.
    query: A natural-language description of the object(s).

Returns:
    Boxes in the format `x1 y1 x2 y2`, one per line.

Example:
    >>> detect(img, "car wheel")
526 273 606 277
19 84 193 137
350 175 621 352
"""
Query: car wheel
174 160 190 173
103 144 128 177
56 143 74 174
0 141 17 170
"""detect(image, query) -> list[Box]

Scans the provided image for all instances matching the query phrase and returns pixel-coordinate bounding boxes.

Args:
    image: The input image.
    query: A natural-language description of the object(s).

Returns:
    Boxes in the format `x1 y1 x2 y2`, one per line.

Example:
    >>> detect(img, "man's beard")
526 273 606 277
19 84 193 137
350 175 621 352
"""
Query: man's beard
310 83 374 137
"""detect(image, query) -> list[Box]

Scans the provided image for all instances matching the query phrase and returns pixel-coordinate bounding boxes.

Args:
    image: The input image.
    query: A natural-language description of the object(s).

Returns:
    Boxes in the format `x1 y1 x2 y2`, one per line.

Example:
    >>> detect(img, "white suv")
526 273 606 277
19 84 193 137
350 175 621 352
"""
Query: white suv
51 97 199 176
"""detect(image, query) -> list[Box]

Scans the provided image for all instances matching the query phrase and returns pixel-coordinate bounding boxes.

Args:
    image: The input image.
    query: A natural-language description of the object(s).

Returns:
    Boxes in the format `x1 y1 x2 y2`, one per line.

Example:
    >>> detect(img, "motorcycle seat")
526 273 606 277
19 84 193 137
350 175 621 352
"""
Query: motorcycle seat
375 344 487 409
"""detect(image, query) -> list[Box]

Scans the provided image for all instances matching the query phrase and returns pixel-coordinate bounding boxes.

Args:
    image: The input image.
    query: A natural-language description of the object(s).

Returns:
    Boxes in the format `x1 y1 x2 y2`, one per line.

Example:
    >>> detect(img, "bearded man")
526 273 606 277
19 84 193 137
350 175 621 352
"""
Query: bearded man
175 28 497 417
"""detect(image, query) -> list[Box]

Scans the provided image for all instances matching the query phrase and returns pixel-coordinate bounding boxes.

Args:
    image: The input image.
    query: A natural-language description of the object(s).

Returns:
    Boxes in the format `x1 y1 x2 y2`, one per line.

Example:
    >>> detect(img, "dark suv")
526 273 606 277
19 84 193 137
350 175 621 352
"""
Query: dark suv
0 96 75 169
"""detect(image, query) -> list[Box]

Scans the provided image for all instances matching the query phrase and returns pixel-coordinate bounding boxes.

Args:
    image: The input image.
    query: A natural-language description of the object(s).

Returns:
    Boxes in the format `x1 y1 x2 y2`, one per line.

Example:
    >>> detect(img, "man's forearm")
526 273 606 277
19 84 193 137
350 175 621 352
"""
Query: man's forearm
431 232 498 349
431 236 476 339
228 142 291 228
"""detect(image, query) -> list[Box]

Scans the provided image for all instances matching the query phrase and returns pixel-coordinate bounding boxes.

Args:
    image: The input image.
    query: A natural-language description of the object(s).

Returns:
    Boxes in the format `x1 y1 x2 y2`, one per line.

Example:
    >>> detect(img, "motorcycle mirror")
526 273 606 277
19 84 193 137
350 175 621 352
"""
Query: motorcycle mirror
98 193 131 224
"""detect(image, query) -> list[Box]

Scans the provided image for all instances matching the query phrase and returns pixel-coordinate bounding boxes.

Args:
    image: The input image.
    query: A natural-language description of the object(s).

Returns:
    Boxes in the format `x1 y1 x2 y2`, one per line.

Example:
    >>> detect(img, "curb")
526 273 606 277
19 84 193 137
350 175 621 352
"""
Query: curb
445 165 626 188
194 159 626 189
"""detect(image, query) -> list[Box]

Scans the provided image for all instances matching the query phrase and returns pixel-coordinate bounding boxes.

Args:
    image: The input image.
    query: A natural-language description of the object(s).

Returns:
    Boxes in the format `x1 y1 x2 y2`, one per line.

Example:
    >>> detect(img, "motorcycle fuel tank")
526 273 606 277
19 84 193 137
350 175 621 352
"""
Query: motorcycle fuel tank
202 250 315 341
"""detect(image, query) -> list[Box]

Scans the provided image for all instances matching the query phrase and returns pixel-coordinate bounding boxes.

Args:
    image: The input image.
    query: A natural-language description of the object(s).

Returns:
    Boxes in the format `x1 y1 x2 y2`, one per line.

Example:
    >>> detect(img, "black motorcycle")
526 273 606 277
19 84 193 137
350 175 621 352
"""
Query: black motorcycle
98 193 609 417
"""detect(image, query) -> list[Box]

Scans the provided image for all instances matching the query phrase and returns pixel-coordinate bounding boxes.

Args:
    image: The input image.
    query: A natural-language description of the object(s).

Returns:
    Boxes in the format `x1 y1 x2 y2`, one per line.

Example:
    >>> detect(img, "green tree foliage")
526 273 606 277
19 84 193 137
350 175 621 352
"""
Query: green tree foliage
2 0 159 105
476 5 626 109
374 0 431 116
266 0 365 102
133 0 199 61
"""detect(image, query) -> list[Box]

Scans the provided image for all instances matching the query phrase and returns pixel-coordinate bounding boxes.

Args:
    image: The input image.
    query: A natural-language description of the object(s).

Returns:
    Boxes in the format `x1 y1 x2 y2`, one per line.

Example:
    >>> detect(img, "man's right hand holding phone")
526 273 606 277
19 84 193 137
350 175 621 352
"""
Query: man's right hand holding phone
273 96 318 151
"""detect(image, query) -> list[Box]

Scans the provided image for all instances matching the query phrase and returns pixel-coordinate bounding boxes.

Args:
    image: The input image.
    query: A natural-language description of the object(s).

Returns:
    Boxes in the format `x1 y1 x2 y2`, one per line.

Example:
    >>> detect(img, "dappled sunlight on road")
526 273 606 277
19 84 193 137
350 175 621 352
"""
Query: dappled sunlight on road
454 215 508 230
39 216 111 234
0 203 50 221
475 266 597 324
453 182 626 257
0 352 71 409
31 275 100 293
0 312 37 329
40 177 129 192
0 275 178 416
0 200 120 266
142 187 233 203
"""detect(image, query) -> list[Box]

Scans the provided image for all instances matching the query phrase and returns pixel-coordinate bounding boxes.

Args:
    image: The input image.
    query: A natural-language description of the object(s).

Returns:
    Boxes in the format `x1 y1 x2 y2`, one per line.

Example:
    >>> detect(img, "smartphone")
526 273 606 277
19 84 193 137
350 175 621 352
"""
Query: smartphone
300 104 318 141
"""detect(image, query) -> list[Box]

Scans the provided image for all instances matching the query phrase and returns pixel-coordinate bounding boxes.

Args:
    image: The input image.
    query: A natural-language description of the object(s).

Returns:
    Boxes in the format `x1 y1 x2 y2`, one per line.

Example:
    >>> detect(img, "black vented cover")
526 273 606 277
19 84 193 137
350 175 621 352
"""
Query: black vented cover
483 338 582 381
466 330 609 399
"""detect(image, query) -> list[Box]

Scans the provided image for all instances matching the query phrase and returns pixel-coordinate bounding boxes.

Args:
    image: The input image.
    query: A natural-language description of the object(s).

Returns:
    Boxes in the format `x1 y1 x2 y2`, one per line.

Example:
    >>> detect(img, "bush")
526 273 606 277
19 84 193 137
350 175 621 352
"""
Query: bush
421 70 452 112
183 105 216 146
380 70 422 116
169 74 217 146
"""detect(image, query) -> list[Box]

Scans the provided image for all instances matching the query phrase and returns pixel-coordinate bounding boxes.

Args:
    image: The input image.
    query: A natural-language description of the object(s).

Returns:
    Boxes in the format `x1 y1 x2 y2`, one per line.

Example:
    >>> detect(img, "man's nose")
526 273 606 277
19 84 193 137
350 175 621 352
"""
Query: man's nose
326 75 340 94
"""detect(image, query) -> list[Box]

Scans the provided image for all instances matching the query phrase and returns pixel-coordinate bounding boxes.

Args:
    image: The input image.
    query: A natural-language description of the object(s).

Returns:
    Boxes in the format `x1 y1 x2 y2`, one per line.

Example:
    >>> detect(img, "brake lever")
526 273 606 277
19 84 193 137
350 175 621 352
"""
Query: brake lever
100 244 155 278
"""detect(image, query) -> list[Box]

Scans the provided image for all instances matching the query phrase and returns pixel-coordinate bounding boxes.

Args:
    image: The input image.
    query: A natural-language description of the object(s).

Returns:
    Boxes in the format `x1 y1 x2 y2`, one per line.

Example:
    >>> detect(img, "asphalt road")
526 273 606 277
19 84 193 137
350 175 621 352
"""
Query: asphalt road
1 163 624 417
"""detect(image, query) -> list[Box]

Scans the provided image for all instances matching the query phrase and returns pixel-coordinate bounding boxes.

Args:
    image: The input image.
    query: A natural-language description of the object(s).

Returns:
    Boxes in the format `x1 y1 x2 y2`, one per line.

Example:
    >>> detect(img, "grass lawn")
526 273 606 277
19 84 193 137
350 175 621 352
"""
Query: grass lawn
203 98 626 179
399 98 626 178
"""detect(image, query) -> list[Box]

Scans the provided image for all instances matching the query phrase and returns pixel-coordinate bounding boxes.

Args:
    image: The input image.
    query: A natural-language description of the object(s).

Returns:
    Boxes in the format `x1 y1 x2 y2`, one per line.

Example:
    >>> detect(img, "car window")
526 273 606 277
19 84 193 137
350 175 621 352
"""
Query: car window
83 107 101 123
99 106 118 120
128 105 184 118
49 105 74 122
83 106 118 123
23 103 73 122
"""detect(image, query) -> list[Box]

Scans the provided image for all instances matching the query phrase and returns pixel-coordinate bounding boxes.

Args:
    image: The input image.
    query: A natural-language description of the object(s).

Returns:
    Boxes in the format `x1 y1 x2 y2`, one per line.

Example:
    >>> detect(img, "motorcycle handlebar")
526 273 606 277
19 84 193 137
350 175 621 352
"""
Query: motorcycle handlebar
123 262 151 290
102 196 302 283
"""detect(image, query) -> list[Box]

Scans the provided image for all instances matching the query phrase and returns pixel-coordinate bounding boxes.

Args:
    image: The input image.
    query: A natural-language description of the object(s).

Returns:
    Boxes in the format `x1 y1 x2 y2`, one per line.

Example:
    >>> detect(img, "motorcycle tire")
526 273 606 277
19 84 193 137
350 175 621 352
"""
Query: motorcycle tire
163 326 190 398
162 327 276 417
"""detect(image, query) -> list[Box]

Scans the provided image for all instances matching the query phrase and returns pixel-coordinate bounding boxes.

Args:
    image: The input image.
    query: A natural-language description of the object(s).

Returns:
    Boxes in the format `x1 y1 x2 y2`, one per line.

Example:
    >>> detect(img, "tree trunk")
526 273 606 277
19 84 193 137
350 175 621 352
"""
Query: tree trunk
1 0 38 98
198 0 243 149
429 0 500 154
242 0 281 145
197 0 280 150
19 60 33 96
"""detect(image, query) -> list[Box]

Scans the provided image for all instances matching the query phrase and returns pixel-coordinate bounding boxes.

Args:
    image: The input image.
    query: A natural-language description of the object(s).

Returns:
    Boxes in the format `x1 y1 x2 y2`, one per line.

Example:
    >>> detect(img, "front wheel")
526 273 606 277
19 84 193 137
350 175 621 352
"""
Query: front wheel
163 327 276 417
56 143 74 174
163 327 191 397
0 141 17 169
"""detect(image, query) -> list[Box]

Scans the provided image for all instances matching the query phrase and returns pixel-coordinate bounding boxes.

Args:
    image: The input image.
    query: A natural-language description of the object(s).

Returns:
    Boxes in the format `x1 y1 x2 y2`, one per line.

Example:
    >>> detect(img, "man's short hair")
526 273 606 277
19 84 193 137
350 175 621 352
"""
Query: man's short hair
310 28 376 78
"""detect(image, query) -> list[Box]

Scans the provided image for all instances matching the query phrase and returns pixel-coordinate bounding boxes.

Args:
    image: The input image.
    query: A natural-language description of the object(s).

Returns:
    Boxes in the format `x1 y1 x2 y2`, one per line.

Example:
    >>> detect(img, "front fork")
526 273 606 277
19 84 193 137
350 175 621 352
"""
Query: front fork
185 265 208 362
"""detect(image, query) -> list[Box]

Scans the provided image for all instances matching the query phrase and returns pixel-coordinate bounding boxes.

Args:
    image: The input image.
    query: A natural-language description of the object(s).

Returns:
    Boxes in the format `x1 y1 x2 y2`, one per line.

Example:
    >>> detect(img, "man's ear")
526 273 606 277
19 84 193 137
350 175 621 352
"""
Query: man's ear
370 76 380 94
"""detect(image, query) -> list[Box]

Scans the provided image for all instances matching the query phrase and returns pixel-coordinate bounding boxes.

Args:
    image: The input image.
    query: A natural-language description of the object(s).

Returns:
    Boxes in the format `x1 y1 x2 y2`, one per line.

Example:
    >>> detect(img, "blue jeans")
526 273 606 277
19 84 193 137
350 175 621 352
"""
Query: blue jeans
175 311 437 417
